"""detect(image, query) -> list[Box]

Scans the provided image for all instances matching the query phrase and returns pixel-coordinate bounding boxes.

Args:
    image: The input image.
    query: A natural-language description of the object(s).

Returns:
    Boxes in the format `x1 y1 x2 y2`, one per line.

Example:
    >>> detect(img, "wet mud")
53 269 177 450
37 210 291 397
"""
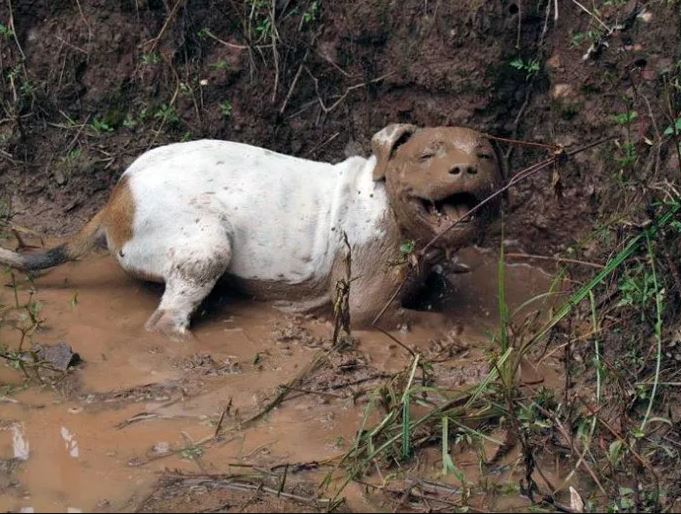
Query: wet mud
1 247 559 512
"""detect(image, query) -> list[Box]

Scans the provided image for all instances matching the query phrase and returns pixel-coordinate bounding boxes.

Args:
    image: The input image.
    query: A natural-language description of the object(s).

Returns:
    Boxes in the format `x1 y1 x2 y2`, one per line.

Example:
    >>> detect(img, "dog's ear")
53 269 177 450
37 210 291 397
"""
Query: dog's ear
371 123 418 181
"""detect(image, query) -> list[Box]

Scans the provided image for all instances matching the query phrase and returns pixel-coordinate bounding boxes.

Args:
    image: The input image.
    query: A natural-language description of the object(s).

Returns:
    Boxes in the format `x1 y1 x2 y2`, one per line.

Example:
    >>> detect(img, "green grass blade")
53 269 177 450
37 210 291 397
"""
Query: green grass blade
640 232 663 433
402 392 411 460
498 231 509 353
523 202 681 352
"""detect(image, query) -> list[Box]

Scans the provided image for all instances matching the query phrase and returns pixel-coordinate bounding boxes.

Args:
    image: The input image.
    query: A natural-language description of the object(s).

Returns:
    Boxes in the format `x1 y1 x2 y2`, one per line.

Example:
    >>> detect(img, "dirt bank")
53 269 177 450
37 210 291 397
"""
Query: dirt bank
1 1 678 255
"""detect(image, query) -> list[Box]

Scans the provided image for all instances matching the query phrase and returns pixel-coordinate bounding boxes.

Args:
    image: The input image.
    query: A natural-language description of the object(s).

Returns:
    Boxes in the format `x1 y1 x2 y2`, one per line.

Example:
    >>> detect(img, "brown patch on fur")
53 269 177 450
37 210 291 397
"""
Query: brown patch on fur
0 178 131 271
102 176 135 253
63 209 106 259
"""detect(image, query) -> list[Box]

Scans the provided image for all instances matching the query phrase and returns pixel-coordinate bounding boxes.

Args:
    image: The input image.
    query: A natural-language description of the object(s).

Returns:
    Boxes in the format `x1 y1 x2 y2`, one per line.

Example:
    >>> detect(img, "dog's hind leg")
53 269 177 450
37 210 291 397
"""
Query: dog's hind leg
145 236 231 339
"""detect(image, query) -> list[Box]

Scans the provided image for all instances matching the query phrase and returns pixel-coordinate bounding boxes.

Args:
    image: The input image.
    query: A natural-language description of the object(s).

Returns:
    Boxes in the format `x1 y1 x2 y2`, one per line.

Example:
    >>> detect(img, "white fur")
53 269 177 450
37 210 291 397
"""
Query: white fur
115 140 388 286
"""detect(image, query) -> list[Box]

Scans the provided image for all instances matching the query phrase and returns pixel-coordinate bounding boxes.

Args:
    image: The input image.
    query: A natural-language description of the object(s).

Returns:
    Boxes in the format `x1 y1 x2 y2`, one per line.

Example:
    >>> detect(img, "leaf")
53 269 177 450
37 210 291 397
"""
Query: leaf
663 118 681 136
613 111 638 126
607 439 625 465
631 428 645 439
509 58 524 70
399 240 415 255
570 487 585 513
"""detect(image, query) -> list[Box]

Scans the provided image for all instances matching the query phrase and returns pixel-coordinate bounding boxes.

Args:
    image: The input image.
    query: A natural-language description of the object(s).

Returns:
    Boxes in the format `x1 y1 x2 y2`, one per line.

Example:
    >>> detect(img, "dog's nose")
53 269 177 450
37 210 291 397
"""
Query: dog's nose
449 164 478 175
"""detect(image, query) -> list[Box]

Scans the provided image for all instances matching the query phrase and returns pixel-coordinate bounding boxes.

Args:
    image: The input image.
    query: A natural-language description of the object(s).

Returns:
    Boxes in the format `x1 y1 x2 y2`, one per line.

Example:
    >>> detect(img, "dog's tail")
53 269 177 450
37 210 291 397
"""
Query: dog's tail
0 209 106 272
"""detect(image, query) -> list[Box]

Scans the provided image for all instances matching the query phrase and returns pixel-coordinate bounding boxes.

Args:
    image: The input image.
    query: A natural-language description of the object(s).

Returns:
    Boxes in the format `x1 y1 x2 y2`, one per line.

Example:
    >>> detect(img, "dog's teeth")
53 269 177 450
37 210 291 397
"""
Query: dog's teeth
442 204 459 219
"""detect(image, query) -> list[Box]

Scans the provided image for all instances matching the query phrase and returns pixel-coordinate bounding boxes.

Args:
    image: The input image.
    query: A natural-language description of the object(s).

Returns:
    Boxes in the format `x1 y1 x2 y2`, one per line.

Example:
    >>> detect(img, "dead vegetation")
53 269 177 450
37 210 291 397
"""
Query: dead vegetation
1 0 681 512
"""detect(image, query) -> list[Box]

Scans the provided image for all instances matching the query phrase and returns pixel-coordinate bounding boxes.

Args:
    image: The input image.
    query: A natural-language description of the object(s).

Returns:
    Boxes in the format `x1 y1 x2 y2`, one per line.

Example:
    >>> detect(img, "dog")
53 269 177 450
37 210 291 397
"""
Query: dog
0 124 504 337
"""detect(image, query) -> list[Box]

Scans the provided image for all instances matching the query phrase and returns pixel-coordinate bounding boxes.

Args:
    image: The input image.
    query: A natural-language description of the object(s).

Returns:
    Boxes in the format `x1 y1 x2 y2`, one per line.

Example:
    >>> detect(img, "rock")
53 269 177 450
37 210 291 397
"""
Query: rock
546 53 562 71
151 442 171 456
637 9 653 23
551 83 577 100
22 342 81 371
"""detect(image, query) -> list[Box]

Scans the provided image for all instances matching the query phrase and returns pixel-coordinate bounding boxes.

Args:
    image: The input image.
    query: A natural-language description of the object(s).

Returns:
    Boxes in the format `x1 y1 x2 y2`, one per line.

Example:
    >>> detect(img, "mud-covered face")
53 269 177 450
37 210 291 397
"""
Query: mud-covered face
372 125 503 249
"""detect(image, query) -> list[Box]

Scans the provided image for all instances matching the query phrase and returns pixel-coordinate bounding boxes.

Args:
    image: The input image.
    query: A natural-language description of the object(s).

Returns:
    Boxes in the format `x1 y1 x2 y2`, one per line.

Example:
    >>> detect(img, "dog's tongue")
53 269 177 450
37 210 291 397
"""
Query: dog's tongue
442 203 461 220
427 201 473 223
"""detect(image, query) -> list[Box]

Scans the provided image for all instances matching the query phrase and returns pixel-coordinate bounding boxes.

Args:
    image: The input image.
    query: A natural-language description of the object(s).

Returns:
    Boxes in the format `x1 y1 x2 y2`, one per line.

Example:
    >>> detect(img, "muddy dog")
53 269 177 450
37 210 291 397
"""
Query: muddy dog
0 125 503 337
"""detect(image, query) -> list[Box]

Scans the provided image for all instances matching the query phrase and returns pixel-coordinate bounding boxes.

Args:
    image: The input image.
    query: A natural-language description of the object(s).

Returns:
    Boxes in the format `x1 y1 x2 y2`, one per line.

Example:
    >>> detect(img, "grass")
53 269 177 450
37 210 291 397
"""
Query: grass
0 22 13 39
0 270 59 382
321 196 681 510
219 100 233 118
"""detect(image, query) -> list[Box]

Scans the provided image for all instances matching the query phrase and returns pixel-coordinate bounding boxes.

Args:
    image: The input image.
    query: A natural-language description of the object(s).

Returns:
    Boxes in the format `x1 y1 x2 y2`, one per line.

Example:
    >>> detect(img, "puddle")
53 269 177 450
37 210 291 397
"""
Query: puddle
0 247 559 512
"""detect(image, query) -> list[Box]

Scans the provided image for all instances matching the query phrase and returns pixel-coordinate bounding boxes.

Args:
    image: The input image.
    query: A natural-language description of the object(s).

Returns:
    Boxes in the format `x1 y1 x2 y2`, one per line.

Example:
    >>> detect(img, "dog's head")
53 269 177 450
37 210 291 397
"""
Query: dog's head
372 124 504 249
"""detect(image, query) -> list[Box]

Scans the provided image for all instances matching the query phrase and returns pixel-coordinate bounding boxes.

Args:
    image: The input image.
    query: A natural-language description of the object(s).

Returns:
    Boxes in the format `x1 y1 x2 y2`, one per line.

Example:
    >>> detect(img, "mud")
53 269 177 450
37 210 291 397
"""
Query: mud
0 246 561 512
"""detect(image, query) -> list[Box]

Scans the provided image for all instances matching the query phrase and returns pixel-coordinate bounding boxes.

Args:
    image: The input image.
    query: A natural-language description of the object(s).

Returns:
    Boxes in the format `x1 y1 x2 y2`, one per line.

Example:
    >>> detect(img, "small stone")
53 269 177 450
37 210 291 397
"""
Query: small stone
637 10 653 22
152 442 171 455
546 53 561 71
53 168 67 186
551 83 576 100
22 342 80 371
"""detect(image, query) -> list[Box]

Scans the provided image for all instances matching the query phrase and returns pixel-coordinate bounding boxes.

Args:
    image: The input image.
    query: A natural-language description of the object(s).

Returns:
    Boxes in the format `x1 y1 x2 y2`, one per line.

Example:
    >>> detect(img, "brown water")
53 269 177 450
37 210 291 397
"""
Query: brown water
0 247 561 512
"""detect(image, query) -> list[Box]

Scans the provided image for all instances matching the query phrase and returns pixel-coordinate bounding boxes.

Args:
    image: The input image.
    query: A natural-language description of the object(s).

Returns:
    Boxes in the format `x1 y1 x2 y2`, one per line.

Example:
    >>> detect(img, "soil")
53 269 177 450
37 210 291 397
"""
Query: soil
1 0 680 512
1 1 678 251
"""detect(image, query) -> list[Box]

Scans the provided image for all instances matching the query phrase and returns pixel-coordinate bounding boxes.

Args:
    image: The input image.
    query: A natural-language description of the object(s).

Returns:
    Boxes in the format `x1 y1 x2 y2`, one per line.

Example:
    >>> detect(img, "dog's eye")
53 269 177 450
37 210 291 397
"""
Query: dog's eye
419 151 436 161
477 152 493 160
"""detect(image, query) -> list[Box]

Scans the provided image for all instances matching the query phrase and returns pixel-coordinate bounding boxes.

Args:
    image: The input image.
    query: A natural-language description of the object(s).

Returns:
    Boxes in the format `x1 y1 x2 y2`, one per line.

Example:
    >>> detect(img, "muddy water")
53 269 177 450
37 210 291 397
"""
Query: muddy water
0 247 557 512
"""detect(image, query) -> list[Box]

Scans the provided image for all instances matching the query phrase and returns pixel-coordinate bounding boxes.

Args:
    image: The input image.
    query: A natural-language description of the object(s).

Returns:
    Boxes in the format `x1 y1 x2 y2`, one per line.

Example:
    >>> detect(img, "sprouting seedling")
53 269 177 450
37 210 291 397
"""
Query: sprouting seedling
219 100 233 118
180 445 203 460
0 22 13 39
153 104 180 125
399 240 415 258
509 57 540 81
209 60 230 71
141 52 160 66
663 118 681 136
612 110 638 125
91 117 114 133
302 1 319 25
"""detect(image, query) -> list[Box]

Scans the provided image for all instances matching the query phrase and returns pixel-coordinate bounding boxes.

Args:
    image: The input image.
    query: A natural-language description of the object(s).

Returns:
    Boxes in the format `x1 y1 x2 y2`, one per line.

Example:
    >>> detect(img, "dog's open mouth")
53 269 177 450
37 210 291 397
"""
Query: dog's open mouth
418 192 480 225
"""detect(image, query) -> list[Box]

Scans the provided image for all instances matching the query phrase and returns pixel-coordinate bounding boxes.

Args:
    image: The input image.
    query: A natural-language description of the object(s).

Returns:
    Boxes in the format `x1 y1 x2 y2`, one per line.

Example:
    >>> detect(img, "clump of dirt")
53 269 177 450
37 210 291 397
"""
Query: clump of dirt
137 473 338 513
176 352 242 377
272 317 325 349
